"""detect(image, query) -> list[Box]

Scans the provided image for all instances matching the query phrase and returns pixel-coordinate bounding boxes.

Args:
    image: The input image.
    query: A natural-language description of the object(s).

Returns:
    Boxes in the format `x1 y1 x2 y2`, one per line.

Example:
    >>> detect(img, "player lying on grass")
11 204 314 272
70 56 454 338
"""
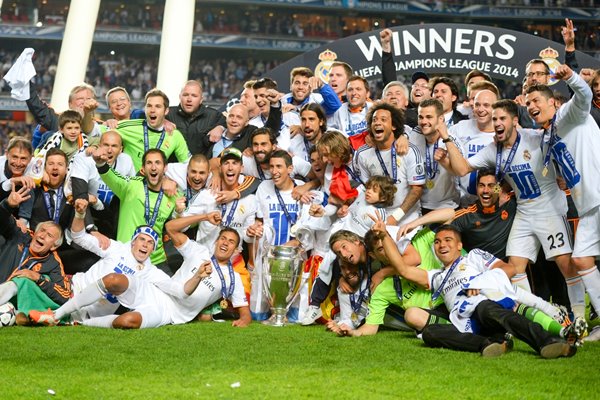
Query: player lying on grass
326 228 446 337
32 224 251 329
371 217 580 358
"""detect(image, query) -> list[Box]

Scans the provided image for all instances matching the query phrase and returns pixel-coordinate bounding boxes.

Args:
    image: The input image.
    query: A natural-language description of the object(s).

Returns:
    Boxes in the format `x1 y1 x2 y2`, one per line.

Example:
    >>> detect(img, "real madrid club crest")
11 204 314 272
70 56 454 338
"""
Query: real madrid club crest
523 149 531 161
314 49 338 84
538 47 560 86
458 263 466 272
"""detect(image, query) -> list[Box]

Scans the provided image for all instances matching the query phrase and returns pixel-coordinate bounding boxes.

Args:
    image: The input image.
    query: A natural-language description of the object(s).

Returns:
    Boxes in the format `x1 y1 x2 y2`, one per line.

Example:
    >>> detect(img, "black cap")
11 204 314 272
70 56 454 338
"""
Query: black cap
411 71 429 84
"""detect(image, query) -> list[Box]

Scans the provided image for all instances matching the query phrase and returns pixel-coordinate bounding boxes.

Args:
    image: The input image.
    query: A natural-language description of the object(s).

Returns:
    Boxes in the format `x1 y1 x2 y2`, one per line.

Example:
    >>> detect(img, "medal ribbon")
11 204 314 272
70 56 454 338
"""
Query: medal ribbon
345 165 364 186
425 141 439 180
349 265 372 314
375 141 397 182
211 256 234 300
144 181 164 227
143 120 166 154
393 275 403 301
220 199 239 227
431 256 463 301
274 185 297 226
540 116 557 173
495 132 521 183
42 186 63 223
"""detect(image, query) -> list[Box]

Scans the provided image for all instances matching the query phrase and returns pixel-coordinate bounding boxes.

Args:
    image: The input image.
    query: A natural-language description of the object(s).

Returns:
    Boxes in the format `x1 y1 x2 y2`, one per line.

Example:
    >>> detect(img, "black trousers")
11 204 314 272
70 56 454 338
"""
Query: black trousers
422 300 554 354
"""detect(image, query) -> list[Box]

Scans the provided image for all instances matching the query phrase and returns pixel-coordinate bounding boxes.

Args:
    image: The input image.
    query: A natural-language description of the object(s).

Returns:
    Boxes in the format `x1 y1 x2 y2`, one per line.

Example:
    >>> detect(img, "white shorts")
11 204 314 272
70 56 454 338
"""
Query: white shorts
117 275 173 329
506 212 572 262
573 205 600 258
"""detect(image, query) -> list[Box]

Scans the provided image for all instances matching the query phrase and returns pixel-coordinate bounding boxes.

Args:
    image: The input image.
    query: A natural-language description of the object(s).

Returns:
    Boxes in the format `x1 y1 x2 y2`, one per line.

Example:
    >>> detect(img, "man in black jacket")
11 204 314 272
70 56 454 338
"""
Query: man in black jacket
166 80 225 156
0 183 71 307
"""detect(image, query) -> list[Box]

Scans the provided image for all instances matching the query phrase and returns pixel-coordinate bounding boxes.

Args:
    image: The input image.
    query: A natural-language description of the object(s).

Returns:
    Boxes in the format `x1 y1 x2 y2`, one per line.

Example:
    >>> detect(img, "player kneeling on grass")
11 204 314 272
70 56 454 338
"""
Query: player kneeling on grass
32 227 251 329
373 219 578 358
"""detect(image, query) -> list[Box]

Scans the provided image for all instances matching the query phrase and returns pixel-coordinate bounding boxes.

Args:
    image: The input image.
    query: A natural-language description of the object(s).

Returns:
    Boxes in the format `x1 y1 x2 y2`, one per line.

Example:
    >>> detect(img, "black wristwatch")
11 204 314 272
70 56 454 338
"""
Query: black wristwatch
442 137 454 143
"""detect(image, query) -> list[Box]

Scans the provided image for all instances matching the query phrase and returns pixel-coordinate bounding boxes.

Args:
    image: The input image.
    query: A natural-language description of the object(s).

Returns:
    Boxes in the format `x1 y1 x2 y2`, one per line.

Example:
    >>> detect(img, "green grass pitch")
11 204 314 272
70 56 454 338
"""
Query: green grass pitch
0 321 597 399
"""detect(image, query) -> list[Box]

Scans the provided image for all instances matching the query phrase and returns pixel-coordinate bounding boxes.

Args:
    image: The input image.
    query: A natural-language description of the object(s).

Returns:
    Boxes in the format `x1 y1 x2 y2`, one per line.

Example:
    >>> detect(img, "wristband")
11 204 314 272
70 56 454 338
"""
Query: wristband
391 208 405 221
74 211 86 219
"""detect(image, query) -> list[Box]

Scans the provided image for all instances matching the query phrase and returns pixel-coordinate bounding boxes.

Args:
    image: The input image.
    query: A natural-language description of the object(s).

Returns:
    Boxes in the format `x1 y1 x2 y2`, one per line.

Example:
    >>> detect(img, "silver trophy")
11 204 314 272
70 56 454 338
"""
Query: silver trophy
262 245 304 326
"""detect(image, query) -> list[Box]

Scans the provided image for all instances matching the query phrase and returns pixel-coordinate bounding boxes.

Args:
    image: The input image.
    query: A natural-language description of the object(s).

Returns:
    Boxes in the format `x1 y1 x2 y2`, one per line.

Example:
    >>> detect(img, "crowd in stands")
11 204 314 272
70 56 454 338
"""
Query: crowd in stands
1 18 600 358
1 2 599 54
0 49 283 106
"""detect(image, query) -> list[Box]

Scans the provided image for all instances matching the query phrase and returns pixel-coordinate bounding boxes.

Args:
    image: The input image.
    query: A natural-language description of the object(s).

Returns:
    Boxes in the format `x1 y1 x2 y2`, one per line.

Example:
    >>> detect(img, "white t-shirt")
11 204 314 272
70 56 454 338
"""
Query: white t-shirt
468 128 567 216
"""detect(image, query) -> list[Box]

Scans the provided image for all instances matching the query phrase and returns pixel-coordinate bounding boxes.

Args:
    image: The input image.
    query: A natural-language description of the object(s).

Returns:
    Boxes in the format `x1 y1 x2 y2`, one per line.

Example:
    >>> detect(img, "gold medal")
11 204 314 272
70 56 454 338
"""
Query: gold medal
493 183 501 194
542 166 548 177
426 180 434 189
351 312 358 322
220 298 228 309
137 263 144 271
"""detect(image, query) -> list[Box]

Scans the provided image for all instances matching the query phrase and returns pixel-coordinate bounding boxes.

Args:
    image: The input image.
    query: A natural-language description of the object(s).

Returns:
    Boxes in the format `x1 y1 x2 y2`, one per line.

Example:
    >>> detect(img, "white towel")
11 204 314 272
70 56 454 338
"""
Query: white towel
2 48 36 101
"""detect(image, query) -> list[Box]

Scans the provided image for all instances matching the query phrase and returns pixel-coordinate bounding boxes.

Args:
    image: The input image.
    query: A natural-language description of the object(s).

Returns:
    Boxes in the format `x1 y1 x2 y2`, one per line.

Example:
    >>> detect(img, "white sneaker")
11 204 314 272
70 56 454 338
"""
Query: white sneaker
300 305 322 326
584 325 600 342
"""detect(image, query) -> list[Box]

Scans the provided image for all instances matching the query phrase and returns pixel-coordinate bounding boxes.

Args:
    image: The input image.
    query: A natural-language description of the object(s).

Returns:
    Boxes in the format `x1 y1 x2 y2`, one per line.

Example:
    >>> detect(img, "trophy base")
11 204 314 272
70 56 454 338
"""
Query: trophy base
262 312 288 327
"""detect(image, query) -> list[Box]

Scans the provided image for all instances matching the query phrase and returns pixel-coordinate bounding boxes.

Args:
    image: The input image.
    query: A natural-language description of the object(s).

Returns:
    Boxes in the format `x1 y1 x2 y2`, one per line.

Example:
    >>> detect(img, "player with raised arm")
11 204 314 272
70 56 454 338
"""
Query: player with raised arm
526 64 600 331
441 99 573 297
373 220 577 358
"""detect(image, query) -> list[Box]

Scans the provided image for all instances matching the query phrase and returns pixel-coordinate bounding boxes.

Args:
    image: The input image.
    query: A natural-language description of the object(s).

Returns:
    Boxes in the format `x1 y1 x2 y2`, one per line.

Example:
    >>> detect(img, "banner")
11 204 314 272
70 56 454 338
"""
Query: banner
262 23 600 87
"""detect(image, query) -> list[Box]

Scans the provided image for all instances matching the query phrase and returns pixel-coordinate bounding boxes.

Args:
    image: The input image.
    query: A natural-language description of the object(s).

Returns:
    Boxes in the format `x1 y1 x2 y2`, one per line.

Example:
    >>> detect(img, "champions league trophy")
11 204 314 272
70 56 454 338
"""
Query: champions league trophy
262 242 304 327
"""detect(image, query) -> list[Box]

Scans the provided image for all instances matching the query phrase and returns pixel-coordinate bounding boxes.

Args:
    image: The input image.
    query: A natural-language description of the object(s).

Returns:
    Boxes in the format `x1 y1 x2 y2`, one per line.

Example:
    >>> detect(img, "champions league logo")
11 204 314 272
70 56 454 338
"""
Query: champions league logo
539 47 560 86
314 49 338 84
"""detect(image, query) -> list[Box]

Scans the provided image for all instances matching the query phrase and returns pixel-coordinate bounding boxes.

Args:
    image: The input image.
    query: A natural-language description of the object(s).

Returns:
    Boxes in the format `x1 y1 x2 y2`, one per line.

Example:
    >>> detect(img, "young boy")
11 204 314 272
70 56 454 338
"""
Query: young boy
34 110 100 164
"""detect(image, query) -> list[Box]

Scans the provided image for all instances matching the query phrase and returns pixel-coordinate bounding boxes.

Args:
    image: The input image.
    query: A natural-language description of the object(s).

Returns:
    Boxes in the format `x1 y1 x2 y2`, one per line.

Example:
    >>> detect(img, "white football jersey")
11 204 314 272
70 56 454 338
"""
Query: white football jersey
288 134 317 163
468 128 567 216
168 239 247 324
337 274 370 329
410 131 460 210
426 249 499 315
551 73 600 215
355 142 426 223
256 179 304 245
195 193 257 248
70 229 160 318
327 102 372 138
450 119 495 204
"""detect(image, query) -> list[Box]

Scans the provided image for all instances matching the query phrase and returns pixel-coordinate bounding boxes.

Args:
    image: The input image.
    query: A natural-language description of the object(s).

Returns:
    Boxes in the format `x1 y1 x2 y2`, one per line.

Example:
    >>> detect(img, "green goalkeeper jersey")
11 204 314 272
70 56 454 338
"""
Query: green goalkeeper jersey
99 165 178 264
112 119 190 172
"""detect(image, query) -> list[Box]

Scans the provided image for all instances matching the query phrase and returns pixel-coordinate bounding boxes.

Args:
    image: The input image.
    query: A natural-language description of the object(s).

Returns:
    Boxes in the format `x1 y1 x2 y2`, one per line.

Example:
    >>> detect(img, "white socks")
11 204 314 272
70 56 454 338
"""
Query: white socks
511 273 531 292
55 279 107 320
514 286 561 321
82 314 118 328
579 266 600 312
0 282 18 305
565 276 586 318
